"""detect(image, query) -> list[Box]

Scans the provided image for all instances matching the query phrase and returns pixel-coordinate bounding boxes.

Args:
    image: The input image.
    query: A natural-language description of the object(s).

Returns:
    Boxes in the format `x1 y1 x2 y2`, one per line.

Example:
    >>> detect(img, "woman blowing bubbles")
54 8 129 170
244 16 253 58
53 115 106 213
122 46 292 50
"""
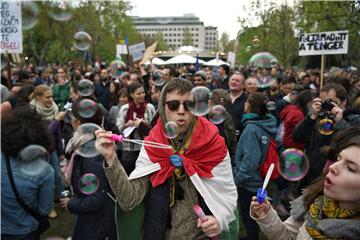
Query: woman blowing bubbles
250 126 360 239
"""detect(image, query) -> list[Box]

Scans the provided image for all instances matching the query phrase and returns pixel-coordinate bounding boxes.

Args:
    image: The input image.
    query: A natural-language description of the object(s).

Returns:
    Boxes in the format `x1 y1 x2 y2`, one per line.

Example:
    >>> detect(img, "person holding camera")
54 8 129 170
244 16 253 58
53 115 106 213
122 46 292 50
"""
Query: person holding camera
292 83 352 187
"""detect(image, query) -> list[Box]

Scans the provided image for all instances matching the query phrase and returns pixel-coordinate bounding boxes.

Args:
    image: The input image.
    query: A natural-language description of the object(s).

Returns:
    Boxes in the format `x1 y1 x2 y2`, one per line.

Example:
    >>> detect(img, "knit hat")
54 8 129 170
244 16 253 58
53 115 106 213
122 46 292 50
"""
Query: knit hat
194 70 207 81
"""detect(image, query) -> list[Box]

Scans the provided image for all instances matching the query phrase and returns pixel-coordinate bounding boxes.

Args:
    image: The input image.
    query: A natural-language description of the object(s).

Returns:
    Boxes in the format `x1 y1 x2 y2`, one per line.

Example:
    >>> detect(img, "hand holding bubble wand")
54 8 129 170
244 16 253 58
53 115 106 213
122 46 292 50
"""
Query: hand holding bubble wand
109 134 172 149
256 163 274 203
193 204 219 240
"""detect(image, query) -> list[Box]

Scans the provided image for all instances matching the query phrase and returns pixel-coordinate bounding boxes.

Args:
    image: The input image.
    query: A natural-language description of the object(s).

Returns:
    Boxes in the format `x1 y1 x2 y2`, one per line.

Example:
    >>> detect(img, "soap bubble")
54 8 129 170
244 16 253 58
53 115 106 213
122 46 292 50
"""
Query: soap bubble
18 145 48 163
266 101 276 111
22 2 40 30
18 145 49 176
77 79 94 97
278 148 309 181
318 118 335 135
188 86 210 116
48 1 73 22
73 31 92 51
252 38 260 47
270 59 278 68
257 76 276 88
153 69 165 80
208 105 226 124
75 123 101 158
78 173 99 195
77 99 97 119
164 121 179 139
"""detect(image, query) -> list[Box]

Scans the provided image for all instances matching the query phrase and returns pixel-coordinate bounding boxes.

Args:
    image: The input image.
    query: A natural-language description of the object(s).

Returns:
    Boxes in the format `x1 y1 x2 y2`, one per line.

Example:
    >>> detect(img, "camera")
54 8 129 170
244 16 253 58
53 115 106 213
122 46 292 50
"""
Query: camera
321 100 335 112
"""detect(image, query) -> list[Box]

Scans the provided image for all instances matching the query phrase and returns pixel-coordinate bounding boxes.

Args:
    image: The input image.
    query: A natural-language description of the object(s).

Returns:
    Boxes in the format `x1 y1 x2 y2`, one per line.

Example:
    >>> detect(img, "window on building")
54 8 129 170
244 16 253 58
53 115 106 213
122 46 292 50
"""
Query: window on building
196 33 198 36
195 44 198 47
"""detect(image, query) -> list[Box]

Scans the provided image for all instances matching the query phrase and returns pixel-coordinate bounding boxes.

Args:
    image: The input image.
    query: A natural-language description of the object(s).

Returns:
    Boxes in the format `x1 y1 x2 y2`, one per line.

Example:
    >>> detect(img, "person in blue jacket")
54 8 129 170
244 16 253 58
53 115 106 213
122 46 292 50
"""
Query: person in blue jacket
233 92 277 240
1 106 55 240
59 99 117 240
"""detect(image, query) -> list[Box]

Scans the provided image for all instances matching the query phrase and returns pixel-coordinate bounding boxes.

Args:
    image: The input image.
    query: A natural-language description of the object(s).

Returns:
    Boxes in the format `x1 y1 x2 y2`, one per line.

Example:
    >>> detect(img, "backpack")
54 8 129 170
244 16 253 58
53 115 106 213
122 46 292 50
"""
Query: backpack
260 138 280 180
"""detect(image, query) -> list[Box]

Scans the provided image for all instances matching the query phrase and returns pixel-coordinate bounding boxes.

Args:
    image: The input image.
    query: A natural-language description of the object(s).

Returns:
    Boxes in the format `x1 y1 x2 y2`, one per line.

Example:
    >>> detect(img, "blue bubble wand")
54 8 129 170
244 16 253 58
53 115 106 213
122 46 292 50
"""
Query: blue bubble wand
256 163 274 203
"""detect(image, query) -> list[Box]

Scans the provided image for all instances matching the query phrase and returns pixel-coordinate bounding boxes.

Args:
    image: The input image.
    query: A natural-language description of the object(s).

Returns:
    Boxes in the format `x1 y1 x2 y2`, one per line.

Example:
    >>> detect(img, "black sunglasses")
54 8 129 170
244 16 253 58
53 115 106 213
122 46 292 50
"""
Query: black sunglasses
166 100 194 111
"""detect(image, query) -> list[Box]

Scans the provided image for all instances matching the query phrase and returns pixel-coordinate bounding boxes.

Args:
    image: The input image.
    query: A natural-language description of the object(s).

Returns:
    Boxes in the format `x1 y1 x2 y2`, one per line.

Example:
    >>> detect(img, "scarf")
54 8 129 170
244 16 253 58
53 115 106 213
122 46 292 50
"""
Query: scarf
306 195 360 239
64 131 95 186
144 117 227 187
30 99 59 121
125 101 147 121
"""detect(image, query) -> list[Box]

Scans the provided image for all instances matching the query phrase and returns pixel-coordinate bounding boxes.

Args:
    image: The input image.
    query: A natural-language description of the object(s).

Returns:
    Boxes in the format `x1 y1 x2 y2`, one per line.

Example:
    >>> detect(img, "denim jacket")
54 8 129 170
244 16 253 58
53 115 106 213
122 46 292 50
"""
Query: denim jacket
1 152 55 235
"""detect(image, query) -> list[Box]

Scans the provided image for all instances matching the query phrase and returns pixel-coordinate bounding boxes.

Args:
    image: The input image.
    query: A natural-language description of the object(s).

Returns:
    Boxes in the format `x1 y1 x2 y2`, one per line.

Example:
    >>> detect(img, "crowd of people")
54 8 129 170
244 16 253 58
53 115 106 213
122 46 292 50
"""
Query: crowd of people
1 59 360 240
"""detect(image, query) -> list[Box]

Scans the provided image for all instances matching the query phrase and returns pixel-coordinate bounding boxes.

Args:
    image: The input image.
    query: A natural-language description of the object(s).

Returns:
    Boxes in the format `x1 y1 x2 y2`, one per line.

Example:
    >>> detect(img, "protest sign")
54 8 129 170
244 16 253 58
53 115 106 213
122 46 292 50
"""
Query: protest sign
299 30 348 56
1 2 23 53
128 42 145 61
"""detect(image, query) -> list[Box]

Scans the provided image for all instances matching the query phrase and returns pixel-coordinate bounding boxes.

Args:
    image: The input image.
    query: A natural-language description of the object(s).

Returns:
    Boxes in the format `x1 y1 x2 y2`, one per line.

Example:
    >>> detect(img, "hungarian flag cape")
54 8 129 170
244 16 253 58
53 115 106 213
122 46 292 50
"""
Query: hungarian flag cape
128 116 237 231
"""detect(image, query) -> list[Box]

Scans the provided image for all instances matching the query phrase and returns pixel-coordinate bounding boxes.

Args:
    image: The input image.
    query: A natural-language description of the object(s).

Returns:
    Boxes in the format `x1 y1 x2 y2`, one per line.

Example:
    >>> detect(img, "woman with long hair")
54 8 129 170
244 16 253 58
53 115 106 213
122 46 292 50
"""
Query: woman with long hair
251 126 360 239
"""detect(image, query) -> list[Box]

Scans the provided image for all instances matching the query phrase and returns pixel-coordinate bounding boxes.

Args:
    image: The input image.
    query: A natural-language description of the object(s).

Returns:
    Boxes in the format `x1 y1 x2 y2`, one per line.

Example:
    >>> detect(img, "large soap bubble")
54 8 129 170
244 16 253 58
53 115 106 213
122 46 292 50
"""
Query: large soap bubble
73 31 92 51
188 86 211 116
278 148 309 181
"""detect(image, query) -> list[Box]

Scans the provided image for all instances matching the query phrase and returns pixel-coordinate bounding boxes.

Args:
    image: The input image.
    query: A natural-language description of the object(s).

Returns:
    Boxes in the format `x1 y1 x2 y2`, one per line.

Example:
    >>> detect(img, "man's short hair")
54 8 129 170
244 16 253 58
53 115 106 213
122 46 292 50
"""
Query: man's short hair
321 83 347 102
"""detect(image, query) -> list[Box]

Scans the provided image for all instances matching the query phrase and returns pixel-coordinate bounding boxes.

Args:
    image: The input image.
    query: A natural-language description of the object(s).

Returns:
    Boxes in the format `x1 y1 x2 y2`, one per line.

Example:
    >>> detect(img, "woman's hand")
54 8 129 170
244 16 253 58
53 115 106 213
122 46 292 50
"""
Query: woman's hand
196 215 221 237
133 117 144 128
59 197 71 211
56 111 66 121
124 120 135 128
95 129 116 167
250 196 271 218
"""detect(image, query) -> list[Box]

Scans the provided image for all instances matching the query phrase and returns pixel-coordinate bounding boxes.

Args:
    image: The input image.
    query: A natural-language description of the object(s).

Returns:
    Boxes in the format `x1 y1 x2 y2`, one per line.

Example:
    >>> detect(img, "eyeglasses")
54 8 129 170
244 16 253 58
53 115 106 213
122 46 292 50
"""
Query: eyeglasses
166 100 194 111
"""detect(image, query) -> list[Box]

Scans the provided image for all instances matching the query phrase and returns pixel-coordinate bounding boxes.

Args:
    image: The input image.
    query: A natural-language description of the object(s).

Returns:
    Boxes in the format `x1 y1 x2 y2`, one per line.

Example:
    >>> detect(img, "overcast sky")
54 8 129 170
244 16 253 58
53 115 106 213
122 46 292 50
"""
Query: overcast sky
128 0 294 40
127 0 252 39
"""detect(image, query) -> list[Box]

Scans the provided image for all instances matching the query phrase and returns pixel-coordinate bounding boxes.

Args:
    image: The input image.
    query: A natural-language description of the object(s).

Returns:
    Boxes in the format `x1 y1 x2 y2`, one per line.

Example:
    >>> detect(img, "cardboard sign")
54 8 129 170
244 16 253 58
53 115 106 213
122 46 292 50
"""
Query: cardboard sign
1 2 23 53
139 41 157 65
299 30 348 56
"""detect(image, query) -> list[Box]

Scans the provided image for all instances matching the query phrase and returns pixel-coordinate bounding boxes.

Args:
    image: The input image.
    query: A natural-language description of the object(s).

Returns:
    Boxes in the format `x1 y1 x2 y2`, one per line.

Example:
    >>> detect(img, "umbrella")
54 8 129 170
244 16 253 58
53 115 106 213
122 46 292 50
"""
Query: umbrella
204 59 230 67
165 54 205 64
144 57 166 65
249 52 278 68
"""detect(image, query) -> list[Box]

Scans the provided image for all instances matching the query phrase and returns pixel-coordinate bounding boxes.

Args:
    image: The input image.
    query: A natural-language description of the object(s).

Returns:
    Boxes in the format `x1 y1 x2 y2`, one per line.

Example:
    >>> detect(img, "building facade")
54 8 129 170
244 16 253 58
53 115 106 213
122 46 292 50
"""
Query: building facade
131 14 218 51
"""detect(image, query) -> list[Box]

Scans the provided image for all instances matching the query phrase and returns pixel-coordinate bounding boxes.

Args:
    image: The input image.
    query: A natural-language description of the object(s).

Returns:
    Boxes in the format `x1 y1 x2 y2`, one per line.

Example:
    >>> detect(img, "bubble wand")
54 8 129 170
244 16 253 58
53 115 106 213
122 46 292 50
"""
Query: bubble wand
109 134 172 149
193 204 219 240
256 163 274 203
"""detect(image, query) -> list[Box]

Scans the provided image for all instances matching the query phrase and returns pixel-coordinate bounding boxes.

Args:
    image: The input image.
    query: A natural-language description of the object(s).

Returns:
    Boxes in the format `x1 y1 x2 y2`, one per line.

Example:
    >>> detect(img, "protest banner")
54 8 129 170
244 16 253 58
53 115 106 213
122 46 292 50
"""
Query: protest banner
299 30 349 56
299 30 349 87
128 42 145 62
1 2 23 53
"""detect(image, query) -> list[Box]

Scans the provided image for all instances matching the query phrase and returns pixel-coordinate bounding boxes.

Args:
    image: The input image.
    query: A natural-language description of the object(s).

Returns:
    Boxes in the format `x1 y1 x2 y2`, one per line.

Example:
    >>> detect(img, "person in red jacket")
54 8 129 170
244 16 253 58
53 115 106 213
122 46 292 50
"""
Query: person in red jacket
279 90 314 150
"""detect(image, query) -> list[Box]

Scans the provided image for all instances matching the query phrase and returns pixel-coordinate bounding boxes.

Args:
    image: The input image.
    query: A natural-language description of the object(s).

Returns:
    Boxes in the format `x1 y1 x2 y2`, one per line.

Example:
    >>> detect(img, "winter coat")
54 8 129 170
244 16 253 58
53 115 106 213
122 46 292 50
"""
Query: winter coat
52 81 70 111
1 152 54 236
233 113 277 193
67 154 117 240
279 104 305 150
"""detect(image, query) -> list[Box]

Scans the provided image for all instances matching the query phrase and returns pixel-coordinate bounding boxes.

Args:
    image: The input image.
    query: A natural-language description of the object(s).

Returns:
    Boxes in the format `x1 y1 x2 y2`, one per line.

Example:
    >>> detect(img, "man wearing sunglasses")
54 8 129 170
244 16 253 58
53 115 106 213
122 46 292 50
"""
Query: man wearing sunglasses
96 78 238 239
